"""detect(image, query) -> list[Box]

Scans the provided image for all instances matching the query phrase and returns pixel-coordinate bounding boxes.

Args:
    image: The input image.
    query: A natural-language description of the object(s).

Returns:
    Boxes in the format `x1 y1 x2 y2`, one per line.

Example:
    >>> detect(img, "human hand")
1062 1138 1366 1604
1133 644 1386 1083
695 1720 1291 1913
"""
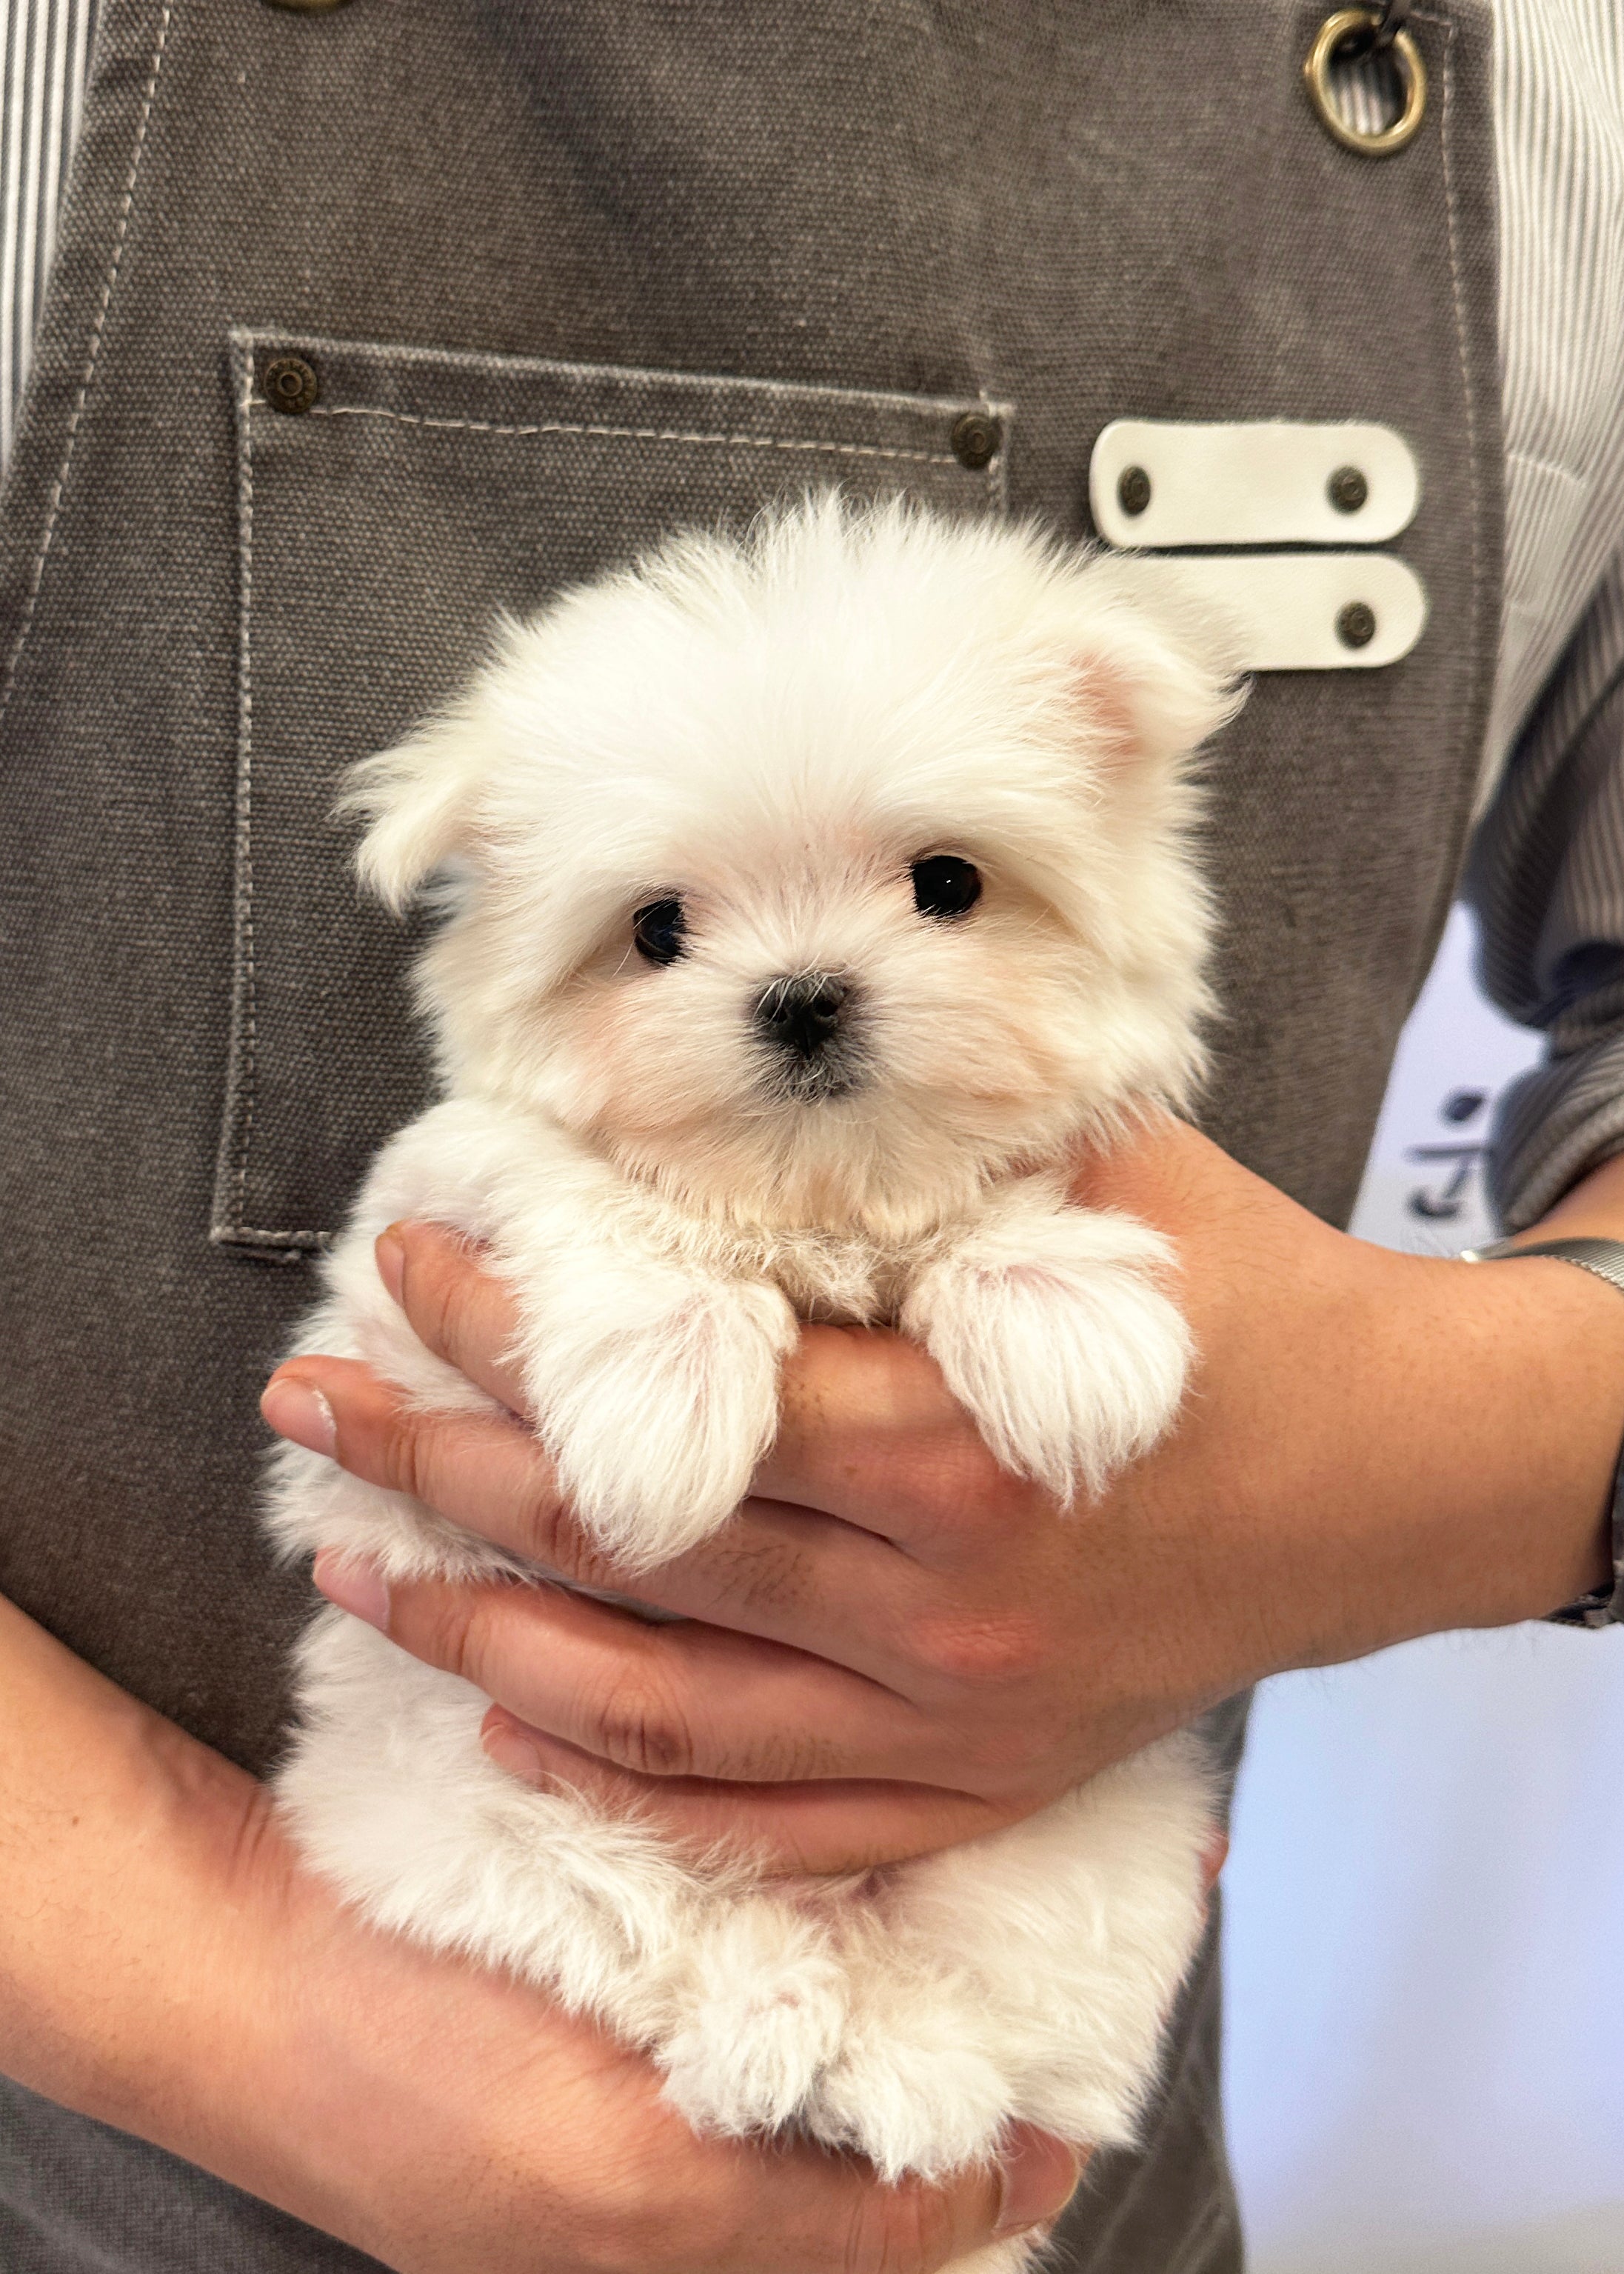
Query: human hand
0 1594 1079 2274
261 1118 1624 1877
256 1807 1080 2274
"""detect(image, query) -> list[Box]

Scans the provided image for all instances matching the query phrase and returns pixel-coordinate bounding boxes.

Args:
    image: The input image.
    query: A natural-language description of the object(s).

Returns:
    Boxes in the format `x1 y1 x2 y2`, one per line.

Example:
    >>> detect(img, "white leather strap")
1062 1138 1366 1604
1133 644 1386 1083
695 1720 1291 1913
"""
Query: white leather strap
1131 550 1428 672
1091 418 1420 548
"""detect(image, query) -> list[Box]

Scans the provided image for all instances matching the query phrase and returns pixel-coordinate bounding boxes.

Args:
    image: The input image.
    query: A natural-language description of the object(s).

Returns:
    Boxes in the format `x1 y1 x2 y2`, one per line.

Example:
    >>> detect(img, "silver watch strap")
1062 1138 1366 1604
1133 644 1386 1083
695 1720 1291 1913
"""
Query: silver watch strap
1460 1235 1624 1628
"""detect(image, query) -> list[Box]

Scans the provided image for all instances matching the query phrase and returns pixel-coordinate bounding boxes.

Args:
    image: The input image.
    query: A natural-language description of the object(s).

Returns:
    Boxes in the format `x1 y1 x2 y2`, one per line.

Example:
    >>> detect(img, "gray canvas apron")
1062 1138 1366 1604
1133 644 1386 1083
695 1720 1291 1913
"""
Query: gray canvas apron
0 1 1500 2267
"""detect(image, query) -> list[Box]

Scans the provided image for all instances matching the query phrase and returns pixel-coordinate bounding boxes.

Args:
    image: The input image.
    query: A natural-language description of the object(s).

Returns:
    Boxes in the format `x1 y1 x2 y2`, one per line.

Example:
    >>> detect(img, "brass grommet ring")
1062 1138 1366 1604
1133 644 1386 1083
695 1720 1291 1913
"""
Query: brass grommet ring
1303 10 1427 157
264 354 319 415
949 410 1003 470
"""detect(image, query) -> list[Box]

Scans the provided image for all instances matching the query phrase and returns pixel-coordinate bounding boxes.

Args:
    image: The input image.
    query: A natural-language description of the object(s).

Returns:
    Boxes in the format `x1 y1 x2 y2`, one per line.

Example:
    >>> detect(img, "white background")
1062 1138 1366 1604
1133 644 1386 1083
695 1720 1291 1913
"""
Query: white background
1222 909 1624 2272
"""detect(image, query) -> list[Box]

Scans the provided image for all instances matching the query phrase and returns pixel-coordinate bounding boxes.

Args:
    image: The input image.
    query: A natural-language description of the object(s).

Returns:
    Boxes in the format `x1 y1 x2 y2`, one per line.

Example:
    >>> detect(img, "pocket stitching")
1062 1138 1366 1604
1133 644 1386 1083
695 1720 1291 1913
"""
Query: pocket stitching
218 342 317 1253
217 356 1010 1250
305 401 966 469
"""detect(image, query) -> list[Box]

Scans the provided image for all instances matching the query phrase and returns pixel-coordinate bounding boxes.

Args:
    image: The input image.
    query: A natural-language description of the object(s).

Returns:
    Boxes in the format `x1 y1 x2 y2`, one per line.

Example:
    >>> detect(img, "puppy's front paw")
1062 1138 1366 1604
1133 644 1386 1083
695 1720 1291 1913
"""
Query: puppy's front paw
518 1265 798 1570
902 1206 1191 1501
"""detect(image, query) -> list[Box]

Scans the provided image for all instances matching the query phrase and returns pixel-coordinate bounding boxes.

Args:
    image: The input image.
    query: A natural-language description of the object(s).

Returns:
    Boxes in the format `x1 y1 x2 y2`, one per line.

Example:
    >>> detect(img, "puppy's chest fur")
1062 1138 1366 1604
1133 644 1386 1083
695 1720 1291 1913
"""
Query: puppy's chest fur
640 1205 976 1328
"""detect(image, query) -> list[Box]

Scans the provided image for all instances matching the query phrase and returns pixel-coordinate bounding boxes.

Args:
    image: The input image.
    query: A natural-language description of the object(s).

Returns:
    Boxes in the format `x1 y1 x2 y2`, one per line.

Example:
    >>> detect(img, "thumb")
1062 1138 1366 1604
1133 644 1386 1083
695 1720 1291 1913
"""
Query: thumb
802 2124 1084 2274
989 2126 1086 2244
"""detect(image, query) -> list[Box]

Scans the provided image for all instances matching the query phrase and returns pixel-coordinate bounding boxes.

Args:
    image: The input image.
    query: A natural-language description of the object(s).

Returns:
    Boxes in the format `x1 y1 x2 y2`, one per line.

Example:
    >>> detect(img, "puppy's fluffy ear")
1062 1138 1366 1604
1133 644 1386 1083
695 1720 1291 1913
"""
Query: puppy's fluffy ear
1066 562 1245 774
338 704 487 915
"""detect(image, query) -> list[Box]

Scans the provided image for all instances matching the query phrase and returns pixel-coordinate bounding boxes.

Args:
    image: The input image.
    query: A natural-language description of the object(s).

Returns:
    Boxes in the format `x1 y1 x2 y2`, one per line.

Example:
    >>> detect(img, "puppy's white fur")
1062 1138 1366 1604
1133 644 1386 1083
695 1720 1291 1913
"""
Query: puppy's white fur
269 496 1240 2270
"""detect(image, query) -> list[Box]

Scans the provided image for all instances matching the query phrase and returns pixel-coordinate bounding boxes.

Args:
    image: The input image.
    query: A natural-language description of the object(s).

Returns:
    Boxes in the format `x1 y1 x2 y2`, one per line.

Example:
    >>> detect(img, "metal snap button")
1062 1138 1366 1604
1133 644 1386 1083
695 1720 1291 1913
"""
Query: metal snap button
1337 600 1377 648
1328 465 1369 514
949 410 1002 470
264 354 319 415
1117 465 1152 517
1303 8 1426 158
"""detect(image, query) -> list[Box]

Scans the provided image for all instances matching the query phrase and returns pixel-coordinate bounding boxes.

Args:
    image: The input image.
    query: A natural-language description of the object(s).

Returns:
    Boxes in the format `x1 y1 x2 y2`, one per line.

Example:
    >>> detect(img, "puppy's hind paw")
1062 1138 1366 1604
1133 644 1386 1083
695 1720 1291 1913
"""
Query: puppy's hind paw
812 2017 1010 2181
658 1903 849 2138
903 1207 1192 1502
521 1270 798 1571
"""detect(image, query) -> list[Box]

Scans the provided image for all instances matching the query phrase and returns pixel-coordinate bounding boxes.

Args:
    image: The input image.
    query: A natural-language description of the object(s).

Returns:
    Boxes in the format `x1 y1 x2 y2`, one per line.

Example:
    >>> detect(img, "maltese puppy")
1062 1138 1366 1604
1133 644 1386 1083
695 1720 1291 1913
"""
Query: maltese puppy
269 495 1239 2273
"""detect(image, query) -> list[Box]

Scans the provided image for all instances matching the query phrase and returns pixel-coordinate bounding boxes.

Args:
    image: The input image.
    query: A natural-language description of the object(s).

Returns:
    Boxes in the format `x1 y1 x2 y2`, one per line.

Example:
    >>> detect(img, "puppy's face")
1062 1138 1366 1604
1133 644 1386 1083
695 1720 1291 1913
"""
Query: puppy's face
551 817 1102 1231
350 501 1236 1234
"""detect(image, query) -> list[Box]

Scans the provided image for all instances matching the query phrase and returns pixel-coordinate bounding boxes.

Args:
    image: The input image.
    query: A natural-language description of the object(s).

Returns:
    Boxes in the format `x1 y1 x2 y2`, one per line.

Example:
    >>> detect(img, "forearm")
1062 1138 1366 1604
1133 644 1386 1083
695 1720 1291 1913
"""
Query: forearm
1183 1221 1623 1669
0 1591 307 2187
0 1604 450 2247
0 1591 558 2252
1318 1238 1619 1638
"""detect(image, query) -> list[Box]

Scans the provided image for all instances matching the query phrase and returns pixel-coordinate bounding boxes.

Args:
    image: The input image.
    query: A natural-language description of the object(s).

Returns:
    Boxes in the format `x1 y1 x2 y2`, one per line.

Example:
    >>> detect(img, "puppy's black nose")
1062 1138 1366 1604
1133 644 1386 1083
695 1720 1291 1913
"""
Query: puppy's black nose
754 973 849 1059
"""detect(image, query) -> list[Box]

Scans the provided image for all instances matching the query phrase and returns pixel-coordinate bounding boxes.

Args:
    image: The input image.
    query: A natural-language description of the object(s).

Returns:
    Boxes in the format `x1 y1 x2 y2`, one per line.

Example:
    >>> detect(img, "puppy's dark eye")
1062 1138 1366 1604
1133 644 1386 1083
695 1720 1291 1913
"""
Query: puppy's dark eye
911 856 982 920
632 897 686 964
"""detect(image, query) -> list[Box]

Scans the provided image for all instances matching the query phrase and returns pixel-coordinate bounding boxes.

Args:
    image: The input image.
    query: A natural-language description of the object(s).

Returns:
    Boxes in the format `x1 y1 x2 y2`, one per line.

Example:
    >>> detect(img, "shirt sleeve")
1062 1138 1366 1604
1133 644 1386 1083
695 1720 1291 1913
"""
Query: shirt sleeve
1465 548 1624 1232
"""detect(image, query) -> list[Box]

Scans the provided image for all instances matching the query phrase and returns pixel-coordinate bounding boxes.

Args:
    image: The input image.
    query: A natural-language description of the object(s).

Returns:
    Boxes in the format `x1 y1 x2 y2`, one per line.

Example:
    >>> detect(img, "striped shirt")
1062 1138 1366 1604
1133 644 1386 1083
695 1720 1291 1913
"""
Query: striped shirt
1466 4 1624 1241
0 0 92 475
0 0 1622 1237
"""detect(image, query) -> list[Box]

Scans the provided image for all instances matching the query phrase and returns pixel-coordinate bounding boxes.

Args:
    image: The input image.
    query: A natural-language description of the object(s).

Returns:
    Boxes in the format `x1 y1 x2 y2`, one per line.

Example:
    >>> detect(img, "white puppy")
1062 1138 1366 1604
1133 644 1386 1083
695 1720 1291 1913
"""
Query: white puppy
269 495 1240 2273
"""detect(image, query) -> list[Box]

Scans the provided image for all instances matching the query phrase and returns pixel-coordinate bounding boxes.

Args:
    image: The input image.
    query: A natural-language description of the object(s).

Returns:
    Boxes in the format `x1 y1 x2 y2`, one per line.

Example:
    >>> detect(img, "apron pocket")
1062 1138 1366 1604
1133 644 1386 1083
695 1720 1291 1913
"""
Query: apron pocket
213 330 1012 1256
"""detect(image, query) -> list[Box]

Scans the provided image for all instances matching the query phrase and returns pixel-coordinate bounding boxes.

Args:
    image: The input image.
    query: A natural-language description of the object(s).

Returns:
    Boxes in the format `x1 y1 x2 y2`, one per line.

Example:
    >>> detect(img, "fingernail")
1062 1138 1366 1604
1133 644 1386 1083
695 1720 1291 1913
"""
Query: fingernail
261 1376 337 1458
994 2126 1083 2238
312 1550 390 1632
481 1715 548 1787
375 1227 405 1306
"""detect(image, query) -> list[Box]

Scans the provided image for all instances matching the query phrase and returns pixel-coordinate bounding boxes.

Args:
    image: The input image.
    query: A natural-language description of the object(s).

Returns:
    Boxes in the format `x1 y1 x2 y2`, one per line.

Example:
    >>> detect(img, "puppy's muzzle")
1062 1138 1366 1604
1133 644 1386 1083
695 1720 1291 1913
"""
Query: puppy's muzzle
755 972 848 1058
753 972 861 1098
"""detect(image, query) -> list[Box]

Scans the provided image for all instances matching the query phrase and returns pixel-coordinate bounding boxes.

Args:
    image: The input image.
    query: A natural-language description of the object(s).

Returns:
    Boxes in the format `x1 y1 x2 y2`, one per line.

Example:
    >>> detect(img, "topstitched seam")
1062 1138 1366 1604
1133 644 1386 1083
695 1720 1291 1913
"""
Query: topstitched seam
1430 17 1483 681
1430 13 1498 835
303 401 963 467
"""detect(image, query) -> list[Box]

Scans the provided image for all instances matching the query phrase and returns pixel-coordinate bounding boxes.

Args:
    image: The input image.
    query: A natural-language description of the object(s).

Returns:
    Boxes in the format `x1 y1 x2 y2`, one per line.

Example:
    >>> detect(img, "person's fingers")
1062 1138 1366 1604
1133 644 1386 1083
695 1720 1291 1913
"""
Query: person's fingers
313 1553 975 1792
601 2050 1080 2274
264 1358 948 1687
757 1324 1038 1560
377 1221 534 1417
986 2127 1088 2253
1202 1830 1230 1890
478 1711 1025 1875
264 1354 616 1578
707 2120 1082 2274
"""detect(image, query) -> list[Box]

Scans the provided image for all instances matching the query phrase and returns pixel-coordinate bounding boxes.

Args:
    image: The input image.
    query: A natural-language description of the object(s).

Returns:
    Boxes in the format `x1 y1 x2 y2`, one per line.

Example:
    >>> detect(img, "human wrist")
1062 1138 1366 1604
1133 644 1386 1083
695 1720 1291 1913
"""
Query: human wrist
1177 1225 1624 1692
1470 1152 1624 1623
1369 1244 1623 1630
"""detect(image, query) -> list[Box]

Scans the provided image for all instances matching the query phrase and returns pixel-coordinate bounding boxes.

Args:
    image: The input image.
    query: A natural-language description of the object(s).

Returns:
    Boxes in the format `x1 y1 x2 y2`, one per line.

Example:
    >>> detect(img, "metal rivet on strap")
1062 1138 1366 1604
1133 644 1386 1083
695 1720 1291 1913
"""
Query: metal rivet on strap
949 410 1003 470
1117 465 1152 516
1328 465 1369 513
264 354 319 415
1303 8 1427 158
1337 601 1377 649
